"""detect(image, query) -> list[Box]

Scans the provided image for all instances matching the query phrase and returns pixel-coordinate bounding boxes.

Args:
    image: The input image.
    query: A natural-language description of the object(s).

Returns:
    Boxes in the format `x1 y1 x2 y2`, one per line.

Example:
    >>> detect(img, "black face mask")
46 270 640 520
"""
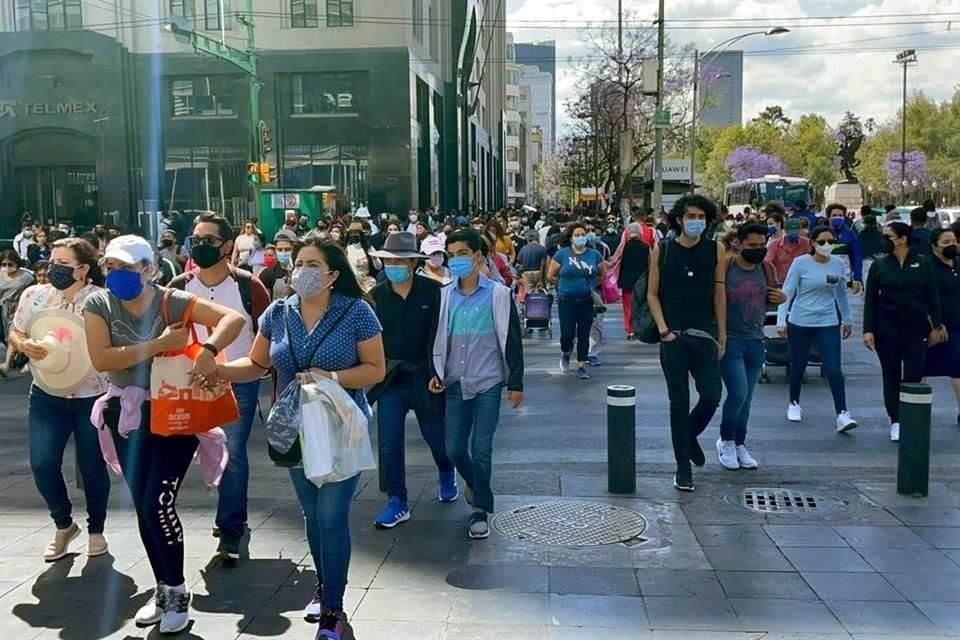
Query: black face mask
47 263 78 291
160 238 174 248
881 237 896 254
741 247 767 264
347 235 362 244
191 243 224 269
943 245 958 261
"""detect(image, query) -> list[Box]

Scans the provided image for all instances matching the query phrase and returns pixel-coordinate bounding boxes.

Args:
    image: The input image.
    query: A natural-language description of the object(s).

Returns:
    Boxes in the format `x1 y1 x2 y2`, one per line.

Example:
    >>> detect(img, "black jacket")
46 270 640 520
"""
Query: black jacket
864 250 942 335
617 239 650 290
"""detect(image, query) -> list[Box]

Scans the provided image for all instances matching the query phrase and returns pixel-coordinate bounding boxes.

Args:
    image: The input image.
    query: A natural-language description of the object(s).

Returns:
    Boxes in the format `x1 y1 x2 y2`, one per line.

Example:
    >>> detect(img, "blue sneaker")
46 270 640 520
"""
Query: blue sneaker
438 471 459 503
576 367 590 380
374 497 410 529
587 355 602 366
560 353 571 373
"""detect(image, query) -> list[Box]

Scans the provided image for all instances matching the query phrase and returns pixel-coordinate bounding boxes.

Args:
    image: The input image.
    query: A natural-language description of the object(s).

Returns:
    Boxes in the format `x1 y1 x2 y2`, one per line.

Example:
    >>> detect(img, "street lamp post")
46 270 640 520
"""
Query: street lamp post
894 49 918 204
689 27 789 196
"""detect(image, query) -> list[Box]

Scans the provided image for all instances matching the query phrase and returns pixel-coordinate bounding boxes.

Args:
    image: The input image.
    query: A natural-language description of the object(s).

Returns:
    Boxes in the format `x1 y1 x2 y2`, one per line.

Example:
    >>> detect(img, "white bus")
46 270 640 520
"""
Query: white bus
724 176 814 216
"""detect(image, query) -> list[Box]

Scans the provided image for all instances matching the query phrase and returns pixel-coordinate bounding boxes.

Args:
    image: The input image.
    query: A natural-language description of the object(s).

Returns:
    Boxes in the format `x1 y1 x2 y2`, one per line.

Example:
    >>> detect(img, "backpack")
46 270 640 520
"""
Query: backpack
167 267 270 332
630 240 670 344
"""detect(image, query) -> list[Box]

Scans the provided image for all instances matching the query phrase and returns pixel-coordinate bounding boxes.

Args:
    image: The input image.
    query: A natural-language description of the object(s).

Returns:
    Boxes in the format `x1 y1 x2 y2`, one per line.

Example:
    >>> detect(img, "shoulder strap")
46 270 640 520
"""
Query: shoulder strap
234 270 254 320
284 298 359 372
166 270 195 291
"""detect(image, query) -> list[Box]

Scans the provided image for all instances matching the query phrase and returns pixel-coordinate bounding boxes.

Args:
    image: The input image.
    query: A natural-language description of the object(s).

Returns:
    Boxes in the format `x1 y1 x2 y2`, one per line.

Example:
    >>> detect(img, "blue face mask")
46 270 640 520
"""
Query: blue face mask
573 236 589 248
276 252 291 266
106 269 144 301
683 219 707 238
767 225 778 236
384 264 410 284
586 232 597 242
448 256 475 279
830 217 845 230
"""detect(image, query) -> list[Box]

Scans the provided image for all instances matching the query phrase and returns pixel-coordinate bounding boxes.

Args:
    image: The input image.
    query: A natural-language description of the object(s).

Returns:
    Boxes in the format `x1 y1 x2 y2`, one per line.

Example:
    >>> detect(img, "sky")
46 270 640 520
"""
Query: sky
505 0 960 134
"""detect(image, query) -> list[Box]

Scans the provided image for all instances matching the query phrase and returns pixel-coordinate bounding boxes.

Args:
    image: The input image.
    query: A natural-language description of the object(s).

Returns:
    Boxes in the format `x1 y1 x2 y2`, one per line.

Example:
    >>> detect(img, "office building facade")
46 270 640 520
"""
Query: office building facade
698 49 743 127
513 40 555 157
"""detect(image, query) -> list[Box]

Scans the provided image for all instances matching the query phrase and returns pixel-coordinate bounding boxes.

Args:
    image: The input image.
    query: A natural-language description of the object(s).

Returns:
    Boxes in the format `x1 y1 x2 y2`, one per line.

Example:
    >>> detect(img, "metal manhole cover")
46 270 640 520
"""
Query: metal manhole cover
738 488 822 513
492 501 648 547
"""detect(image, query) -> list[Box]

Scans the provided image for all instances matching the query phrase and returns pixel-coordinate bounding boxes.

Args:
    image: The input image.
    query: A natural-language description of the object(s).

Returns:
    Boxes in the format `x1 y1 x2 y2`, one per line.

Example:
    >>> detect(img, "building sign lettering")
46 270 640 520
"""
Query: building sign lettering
0 100 99 118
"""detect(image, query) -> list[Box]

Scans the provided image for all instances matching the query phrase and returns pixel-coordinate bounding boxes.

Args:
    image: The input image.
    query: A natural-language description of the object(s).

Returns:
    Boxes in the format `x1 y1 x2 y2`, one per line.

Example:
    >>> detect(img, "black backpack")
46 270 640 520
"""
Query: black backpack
630 240 670 344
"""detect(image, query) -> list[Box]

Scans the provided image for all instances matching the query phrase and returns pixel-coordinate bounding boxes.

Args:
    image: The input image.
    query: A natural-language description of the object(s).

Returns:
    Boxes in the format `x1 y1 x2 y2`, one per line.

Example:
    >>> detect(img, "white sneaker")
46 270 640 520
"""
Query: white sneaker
715 439 739 470
736 445 759 470
159 585 191 634
134 583 167 626
836 411 858 434
890 422 900 442
787 402 802 422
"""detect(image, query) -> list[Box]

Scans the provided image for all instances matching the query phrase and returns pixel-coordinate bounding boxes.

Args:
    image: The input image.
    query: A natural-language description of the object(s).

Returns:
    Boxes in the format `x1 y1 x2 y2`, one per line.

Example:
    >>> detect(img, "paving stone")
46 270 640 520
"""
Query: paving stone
549 594 646 628
827 600 941 635
703 546 793 572
832 525 932 549
763 524 849 547
731 598 846 633
800 572 904 602
913 601 960 635
888 506 960 527
635 569 725 598
881 572 960 602
717 571 818 600
643 596 742 631
548 566 639 596
354 588 456 622
446 564 549 593
450 591 551 626
781 547 874 573
856 547 960 573
910 526 960 549
692 524 775 548
350 620 446 640
445 623 549 640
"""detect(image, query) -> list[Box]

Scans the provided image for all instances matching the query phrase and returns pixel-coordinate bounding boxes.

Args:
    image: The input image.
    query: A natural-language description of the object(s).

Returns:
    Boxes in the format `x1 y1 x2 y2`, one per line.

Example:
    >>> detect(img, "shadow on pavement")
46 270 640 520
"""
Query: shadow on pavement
12 554 147 640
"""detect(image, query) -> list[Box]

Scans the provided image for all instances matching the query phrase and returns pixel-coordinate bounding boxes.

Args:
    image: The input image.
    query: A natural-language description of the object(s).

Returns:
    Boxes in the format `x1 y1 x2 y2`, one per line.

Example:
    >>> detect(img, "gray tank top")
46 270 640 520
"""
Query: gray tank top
725 261 767 340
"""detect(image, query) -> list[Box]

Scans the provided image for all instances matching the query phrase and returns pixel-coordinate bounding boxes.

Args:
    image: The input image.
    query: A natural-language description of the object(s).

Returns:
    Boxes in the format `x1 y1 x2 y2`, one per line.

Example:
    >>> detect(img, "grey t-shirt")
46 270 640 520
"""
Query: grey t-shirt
83 285 193 389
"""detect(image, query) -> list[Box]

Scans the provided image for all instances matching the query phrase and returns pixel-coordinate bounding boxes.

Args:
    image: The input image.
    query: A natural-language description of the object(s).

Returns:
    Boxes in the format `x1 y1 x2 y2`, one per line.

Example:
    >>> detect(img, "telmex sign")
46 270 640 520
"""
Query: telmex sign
0 100 99 118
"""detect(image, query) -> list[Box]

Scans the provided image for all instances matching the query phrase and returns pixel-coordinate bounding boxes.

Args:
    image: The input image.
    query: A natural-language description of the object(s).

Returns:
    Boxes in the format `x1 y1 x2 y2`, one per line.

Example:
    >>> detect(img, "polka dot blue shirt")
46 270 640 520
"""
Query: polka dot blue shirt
259 292 382 414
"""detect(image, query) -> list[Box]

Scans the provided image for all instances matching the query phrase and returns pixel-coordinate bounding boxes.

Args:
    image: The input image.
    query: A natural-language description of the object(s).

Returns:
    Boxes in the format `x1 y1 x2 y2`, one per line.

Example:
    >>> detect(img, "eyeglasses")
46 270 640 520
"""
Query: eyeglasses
815 239 836 246
189 235 225 247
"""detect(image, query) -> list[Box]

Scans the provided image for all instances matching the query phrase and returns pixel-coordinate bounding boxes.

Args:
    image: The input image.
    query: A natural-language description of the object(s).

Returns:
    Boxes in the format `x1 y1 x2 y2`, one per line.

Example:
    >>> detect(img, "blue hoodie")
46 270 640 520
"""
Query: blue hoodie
829 221 864 284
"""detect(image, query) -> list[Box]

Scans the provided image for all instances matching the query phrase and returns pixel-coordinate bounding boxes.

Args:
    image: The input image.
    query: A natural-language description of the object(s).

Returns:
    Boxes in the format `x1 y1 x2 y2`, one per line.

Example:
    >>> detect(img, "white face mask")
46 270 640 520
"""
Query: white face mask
3 266 17 274
814 242 834 257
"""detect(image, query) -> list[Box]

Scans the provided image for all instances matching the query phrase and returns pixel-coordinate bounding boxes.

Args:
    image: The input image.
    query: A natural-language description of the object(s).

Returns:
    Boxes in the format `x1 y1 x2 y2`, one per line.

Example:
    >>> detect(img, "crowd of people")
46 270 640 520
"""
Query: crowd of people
3 194 958 638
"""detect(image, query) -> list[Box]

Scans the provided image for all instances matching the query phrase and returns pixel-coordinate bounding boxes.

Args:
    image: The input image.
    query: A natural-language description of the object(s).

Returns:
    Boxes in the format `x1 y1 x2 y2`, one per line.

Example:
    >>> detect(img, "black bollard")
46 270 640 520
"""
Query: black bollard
607 385 636 494
897 382 932 497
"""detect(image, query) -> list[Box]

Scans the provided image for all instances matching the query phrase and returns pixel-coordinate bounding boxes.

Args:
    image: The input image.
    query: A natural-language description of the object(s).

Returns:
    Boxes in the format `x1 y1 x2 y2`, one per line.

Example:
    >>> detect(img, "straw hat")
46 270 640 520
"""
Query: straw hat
26 309 95 396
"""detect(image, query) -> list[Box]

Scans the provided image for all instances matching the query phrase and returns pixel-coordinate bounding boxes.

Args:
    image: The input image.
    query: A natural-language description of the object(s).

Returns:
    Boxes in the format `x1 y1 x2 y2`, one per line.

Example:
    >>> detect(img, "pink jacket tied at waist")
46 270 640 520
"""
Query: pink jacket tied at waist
90 383 229 487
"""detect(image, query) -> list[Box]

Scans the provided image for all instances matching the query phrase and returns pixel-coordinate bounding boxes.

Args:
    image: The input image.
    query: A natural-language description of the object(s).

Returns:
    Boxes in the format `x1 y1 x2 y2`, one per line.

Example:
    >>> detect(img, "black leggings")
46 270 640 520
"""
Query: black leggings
108 401 198 586
559 296 594 363
875 329 927 423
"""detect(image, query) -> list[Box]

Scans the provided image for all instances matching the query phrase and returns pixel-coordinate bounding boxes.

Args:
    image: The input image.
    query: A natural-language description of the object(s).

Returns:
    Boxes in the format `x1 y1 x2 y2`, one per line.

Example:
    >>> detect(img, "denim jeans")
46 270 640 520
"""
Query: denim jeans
659 335 723 465
558 296 593 363
719 337 765 445
787 323 846 413
288 468 360 612
444 382 502 513
216 380 260 539
28 386 110 533
108 399 199 586
377 376 453 503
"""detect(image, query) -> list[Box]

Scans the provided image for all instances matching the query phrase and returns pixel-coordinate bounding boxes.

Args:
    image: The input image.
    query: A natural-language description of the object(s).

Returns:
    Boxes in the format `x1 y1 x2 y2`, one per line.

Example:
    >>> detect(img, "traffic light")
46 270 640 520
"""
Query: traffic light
258 162 271 185
247 162 259 184
260 124 273 156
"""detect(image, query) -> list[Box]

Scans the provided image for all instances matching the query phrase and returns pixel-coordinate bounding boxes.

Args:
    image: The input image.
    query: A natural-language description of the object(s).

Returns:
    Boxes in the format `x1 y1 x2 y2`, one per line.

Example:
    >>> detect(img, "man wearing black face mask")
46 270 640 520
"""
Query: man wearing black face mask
168 213 269 562
717 222 785 471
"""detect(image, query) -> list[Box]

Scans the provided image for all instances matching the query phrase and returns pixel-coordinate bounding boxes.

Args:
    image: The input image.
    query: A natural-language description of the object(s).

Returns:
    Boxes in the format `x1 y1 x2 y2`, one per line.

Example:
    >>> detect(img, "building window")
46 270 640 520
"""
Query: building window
326 0 353 27
291 0 318 27
412 0 422 41
428 2 438 59
170 0 196 21
283 144 368 203
14 0 82 31
170 76 239 118
164 146 247 220
290 73 365 116
204 0 231 30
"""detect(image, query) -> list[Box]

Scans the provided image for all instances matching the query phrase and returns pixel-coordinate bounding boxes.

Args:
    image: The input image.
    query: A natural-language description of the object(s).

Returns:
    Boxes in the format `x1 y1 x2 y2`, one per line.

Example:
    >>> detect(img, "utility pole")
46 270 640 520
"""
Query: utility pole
652 0 665 214
894 49 917 204
689 50 699 196
617 0 627 219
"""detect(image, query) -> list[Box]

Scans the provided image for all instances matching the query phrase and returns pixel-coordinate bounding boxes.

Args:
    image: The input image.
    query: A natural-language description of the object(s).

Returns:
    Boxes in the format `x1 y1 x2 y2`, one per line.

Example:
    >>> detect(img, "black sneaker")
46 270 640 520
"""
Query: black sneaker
217 534 240 561
211 526 220 538
690 436 706 468
315 609 352 640
673 463 695 492
468 511 490 539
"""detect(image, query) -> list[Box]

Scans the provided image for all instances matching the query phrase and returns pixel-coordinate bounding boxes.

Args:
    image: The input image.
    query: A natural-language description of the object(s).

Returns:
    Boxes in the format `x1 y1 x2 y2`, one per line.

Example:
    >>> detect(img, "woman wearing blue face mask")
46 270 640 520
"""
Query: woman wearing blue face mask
547 223 606 380
83 235 245 634
219 238 385 640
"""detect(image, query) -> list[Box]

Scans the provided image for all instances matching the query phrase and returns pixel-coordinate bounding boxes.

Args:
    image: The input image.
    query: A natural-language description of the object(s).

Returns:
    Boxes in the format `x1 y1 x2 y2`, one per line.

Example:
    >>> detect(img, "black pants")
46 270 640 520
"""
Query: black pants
558 296 594 363
875 329 927 423
660 334 723 465
108 400 198 586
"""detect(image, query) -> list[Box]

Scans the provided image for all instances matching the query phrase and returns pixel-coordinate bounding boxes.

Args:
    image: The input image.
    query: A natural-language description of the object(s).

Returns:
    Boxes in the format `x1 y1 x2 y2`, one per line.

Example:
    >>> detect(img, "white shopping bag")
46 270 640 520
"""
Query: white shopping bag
300 379 376 488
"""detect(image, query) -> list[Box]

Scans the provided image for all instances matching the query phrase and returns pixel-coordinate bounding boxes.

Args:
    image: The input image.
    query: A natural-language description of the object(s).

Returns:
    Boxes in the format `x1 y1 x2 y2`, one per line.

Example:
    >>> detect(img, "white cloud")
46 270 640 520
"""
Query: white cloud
508 0 960 132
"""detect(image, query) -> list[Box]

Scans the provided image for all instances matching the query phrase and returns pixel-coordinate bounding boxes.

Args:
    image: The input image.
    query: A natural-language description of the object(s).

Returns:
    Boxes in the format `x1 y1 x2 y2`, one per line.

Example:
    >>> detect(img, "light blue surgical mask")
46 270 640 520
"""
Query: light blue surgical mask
384 264 410 284
573 236 589 248
683 219 707 238
448 256 475 279
586 232 597 242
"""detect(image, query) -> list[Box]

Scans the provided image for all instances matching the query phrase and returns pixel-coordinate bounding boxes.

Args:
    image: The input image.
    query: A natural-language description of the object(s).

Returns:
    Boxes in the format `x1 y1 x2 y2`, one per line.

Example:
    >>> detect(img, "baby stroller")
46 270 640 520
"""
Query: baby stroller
523 288 554 339
759 312 824 383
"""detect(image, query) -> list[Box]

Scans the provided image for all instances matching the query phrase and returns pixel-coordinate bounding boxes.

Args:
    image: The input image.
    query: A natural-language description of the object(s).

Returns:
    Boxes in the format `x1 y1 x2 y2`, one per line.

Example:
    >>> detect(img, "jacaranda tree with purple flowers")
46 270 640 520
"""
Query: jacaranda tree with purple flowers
884 151 928 192
724 146 788 181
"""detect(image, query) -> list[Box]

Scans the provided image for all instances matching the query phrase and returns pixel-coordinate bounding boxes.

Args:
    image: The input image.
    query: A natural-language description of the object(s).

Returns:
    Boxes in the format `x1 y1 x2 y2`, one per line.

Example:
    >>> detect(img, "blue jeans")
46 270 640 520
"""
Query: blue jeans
719 337 765 445
558 296 593 363
288 469 360 612
444 382 502 513
216 380 260 539
787 323 846 413
28 386 110 532
377 376 452 503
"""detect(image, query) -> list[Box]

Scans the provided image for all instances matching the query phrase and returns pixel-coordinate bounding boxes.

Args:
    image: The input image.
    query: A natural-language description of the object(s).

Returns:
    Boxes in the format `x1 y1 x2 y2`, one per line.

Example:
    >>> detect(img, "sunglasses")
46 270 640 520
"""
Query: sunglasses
190 235 225 247
815 239 836 246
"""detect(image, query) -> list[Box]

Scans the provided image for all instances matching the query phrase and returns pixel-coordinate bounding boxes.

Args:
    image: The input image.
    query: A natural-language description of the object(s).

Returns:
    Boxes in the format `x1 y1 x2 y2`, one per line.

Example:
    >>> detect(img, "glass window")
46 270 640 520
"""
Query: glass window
13 0 81 31
164 146 247 219
290 73 365 115
204 0 232 30
169 76 239 117
282 144 368 203
412 0 422 41
326 0 353 27
170 0 196 21
290 0 318 27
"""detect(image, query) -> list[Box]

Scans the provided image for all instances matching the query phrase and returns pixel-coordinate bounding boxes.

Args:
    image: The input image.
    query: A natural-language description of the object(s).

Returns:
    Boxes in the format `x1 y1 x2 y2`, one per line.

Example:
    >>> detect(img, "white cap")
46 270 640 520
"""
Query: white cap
355 209 371 219
101 235 154 265
421 235 445 255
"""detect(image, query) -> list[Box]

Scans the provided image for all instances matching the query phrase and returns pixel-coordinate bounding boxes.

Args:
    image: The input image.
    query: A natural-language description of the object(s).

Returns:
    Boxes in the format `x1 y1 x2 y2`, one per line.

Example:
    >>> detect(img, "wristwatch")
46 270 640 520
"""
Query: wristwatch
201 343 219 357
